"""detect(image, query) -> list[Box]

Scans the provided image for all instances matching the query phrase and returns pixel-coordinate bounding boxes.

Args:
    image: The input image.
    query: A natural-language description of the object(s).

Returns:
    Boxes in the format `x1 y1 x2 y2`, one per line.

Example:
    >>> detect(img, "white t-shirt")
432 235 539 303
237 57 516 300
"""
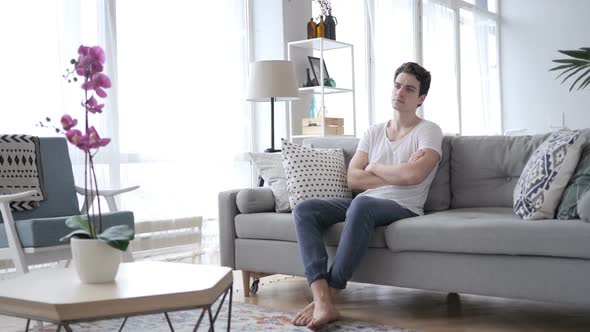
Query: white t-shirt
356 119 443 215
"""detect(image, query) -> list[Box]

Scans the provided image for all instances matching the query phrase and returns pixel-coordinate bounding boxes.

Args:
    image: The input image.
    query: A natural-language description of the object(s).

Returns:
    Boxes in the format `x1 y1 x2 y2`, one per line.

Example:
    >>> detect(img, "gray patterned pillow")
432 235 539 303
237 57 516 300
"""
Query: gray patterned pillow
513 130 583 220
248 152 291 212
281 139 351 209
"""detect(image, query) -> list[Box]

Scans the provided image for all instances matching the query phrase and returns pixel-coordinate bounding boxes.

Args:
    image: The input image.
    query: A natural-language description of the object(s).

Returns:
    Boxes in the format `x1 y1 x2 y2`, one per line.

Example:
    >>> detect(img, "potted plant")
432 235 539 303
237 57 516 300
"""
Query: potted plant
549 47 590 91
57 45 134 283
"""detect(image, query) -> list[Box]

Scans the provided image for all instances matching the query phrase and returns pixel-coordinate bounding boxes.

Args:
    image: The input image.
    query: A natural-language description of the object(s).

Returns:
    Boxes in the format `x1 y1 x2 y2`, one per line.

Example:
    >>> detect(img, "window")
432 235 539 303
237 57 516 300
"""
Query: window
0 0 251 222
319 0 502 135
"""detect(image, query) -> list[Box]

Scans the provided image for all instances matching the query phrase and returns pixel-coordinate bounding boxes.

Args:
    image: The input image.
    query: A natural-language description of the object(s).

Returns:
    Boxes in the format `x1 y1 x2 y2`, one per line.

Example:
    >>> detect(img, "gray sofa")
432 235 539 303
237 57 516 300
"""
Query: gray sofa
219 133 590 305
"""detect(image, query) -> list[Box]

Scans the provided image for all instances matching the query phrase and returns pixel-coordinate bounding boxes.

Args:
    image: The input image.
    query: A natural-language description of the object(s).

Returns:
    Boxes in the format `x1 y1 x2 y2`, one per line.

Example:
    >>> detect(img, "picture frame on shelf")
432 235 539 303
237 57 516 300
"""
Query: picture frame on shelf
308 56 330 83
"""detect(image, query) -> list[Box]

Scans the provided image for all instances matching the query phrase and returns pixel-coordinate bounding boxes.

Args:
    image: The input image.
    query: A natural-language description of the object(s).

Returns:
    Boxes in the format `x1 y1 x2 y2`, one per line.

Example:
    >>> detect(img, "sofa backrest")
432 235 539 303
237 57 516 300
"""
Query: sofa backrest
451 129 590 209
303 136 453 213
0 137 80 222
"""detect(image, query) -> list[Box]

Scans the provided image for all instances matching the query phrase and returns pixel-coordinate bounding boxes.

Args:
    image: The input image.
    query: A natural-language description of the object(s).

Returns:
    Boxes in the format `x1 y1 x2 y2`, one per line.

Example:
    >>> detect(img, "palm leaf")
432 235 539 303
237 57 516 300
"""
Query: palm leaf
551 47 590 91
569 67 590 91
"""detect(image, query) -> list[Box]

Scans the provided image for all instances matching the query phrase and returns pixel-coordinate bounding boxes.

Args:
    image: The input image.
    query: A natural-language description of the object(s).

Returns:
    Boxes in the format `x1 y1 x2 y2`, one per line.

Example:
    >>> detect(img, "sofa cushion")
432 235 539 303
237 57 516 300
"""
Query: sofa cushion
514 130 583 220
236 187 275 213
234 212 387 248
557 130 590 219
281 140 351 209
451 134 548 208
384 207 590 259
248 152 291 212
0 211 134 248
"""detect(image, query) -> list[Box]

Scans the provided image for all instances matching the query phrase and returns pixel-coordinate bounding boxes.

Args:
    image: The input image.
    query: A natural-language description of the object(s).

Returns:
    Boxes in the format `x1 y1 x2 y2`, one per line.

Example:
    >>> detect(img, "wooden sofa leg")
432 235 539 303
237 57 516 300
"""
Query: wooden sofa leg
242 271 251 297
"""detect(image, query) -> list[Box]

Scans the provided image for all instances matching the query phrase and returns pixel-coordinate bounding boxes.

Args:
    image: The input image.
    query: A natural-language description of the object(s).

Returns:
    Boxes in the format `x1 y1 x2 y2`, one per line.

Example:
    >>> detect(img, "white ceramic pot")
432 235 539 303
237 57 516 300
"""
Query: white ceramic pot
71 238 122 283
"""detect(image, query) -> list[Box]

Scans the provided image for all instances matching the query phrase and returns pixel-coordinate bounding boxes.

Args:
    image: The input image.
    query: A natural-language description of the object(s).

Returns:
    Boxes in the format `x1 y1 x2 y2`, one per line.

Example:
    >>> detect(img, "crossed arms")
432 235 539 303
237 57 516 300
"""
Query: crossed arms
347 148 441 190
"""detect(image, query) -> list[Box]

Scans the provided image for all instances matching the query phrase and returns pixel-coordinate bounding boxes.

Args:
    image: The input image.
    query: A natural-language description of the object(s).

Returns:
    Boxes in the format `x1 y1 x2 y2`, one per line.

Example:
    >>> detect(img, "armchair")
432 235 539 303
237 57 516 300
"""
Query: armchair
0 137 137 274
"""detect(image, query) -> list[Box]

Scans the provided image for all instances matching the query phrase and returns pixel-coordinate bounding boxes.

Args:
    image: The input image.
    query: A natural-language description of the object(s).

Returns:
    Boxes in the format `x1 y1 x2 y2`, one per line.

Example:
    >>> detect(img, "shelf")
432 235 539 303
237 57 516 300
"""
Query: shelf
298 87 353 94
289 38 353 51
291 134 356 139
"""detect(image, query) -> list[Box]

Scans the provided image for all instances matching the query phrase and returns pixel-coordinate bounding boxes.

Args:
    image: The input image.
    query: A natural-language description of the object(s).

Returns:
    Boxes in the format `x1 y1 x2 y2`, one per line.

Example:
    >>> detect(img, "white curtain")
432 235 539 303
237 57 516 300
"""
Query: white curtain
422 0 460 134
0 0 251 222
368 0 416 124
459 8 502 135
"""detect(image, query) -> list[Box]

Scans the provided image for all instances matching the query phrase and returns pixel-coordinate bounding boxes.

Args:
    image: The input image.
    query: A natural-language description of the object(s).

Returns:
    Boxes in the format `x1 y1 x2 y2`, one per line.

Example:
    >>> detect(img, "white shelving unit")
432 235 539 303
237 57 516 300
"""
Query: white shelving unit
287 38 356 140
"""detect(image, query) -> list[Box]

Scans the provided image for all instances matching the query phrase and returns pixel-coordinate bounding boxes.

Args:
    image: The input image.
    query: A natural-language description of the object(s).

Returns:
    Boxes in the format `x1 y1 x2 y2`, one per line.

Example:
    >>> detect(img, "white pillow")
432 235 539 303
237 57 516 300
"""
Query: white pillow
248 152 291 212
281 139 352 209
514 130 583 220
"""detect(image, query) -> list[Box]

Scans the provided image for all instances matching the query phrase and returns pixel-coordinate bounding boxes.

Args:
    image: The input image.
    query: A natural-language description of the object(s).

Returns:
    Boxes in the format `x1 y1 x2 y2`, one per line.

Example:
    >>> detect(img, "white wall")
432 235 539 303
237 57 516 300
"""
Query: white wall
501 0 590 134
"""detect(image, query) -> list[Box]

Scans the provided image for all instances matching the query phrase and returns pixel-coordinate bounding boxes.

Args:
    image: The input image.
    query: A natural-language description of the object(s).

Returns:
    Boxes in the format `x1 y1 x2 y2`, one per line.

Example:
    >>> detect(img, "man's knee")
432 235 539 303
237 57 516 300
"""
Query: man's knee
293 199 321 224
346 196 376 226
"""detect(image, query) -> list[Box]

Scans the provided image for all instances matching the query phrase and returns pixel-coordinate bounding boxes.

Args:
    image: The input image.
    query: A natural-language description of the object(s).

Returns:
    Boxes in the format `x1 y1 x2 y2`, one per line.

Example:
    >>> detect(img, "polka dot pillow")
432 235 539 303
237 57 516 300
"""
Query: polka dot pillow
281 139 352 209
513 130 583 220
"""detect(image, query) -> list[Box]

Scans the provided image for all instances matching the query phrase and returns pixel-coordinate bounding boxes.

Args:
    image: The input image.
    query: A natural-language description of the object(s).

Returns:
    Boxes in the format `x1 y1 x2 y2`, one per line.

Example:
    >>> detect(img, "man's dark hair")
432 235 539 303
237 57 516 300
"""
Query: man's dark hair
394 62 431 97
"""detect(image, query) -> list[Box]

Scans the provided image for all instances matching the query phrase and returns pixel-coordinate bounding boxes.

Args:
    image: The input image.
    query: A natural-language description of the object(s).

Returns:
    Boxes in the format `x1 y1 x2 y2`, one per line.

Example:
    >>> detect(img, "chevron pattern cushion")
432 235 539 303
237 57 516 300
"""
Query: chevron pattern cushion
281 139 351 209
0 134 46 211
514 130 583 220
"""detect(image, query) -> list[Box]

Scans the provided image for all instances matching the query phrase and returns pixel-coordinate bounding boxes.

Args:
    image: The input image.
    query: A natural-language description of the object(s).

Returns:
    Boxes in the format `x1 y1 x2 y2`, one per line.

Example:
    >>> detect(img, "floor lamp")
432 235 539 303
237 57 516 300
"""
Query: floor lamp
246 60 299 153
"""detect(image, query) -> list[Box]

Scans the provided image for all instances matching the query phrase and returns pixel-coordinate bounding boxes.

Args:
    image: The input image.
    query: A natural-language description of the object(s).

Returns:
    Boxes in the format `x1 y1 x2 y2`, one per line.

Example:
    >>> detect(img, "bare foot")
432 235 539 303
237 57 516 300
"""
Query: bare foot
307 299 340 331
292 301 314 326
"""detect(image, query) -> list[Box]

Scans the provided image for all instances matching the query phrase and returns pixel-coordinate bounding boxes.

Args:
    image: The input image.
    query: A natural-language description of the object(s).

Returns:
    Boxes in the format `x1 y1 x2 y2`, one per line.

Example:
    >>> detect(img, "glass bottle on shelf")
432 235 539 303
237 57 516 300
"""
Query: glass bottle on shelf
306 18 316 39
309 96 317 118
316 16 325 38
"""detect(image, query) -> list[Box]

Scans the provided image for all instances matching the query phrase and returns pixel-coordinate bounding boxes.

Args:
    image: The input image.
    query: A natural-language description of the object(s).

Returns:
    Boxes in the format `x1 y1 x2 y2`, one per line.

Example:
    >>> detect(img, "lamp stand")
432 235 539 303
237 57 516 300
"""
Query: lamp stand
265 97 281 153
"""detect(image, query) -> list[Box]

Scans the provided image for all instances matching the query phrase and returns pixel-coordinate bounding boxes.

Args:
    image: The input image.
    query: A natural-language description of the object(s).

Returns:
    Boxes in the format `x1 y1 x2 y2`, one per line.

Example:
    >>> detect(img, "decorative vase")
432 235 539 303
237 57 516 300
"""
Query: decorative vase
316 15 325 38
71 238 122 283
324 15 337 40
324 77 336 87
306 17 317 39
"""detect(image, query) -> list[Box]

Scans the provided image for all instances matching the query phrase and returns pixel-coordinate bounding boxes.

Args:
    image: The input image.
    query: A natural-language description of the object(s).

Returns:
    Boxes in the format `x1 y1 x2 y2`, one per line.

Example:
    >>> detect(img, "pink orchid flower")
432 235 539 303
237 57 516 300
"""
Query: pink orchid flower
86 96 105 114
61 114 78 130
66 129 84 148
81 73 112 98
75 46 105 76
87 126 111 149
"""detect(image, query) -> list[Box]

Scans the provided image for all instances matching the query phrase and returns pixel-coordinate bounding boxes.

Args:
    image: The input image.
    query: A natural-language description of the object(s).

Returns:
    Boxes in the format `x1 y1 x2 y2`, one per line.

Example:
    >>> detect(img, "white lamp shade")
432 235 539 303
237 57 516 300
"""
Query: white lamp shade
246 60 299 102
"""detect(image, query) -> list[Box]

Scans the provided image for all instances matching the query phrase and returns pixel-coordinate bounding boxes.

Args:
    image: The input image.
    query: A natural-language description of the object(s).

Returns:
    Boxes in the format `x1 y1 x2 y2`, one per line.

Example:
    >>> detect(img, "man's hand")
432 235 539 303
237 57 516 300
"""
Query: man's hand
408 149 425 163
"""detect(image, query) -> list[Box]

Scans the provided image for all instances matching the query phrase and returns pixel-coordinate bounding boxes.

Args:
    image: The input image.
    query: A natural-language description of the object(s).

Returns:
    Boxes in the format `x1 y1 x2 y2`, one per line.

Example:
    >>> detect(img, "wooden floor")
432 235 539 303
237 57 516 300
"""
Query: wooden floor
238 273 590 332
2 256 590 331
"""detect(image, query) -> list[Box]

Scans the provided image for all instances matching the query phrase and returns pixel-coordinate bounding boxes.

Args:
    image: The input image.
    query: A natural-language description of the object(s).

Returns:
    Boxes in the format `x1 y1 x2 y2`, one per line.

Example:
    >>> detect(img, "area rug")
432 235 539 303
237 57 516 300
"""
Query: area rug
19 301 415 332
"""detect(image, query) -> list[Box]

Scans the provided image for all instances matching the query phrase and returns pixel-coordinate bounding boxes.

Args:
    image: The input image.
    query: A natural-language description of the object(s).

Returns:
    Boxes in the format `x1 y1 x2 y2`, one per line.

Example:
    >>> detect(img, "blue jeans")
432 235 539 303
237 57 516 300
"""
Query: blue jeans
293 195 417 289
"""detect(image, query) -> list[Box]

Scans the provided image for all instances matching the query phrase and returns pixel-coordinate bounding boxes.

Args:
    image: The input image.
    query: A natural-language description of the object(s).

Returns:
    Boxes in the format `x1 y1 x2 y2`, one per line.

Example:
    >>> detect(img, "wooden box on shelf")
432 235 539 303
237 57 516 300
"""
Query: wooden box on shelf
302 117 344 135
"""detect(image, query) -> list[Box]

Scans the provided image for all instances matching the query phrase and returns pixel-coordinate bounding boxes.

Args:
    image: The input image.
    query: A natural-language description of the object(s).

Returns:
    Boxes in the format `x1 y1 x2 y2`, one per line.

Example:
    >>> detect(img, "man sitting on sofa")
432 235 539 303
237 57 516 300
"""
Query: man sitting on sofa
292 62 443 330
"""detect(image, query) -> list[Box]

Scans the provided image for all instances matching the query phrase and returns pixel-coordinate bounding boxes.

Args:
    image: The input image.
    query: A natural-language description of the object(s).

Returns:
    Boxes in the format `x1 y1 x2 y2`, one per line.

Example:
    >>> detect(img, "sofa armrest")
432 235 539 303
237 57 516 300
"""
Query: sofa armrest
218 189 244 269
236 187 275 213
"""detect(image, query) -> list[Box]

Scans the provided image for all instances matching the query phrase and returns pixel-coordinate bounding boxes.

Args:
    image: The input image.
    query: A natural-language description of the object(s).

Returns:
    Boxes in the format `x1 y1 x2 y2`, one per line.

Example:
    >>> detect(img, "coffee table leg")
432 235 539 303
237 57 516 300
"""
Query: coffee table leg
164 312 175 331
24 319 30 332
207 307 214 332
193 309 207 332
227 285 233 332
118 317 128 332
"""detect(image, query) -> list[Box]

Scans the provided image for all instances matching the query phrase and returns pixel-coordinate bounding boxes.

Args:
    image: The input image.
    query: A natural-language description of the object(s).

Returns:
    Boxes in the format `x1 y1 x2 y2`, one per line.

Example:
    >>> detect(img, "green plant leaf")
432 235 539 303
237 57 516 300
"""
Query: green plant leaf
65 215 92 234
555 65 582 80
560 64 590 84
578 74 590 90
97 225 135 251
558 49 590 61
569 67 590 91
549 64 574 71
551 47 590 91
552 59 588 65
60 229 92 242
